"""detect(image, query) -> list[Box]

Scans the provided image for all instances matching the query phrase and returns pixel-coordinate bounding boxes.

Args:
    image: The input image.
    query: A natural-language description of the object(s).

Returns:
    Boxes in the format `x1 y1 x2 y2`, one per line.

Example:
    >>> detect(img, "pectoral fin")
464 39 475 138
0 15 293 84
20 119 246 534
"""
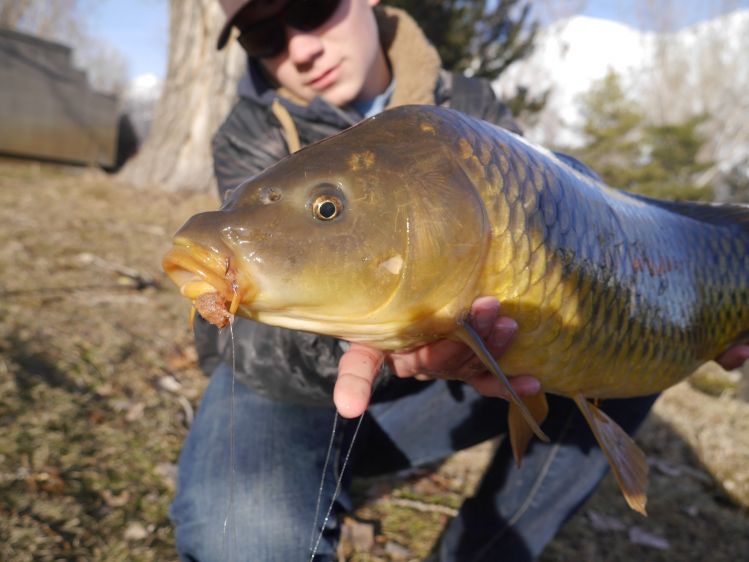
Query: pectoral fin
573 393 649 515
509 392 549 466
456 321 550 443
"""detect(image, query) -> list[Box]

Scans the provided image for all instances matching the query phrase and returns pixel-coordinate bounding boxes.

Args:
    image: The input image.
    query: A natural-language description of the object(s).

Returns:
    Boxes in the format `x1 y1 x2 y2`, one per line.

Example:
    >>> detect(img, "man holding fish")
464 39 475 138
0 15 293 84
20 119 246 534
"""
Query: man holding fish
167 1 749 560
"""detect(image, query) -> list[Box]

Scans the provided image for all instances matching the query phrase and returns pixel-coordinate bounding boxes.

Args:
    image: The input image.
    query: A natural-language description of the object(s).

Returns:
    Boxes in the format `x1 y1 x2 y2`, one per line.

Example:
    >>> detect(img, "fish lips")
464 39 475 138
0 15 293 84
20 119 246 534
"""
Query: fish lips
162 237 254 316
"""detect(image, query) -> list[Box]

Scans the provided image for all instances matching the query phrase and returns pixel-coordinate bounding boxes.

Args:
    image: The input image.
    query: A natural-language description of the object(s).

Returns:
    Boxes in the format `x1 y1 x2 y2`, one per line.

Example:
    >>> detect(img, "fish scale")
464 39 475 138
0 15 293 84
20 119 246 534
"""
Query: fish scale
163 105 749 513
440 110 749 398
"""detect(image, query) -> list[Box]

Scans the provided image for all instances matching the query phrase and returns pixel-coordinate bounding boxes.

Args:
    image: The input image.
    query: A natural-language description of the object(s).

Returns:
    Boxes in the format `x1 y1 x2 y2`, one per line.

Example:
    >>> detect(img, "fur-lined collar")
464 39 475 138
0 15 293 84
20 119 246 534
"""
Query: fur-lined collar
376 5 441 108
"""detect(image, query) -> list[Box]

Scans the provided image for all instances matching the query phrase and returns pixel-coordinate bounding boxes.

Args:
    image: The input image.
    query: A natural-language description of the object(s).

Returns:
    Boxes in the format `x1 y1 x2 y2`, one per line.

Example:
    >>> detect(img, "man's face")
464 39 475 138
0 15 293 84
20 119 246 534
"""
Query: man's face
238 0 388 106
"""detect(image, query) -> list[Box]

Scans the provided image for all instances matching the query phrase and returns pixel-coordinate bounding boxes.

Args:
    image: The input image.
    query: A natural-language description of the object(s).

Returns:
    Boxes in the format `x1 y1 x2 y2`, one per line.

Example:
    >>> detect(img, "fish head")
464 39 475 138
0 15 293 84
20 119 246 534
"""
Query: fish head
163 106 491 346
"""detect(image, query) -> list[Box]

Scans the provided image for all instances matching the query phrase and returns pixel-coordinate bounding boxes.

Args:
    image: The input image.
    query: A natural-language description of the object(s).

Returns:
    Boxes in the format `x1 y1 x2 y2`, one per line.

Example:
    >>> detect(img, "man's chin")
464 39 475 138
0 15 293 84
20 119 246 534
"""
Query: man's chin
321 82 361 108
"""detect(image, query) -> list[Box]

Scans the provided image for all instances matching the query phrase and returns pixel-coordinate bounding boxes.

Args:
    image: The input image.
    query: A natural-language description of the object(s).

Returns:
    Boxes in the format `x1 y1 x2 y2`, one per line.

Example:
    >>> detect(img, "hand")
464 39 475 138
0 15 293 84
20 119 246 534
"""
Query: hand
716 345 749 371
333 297 540 418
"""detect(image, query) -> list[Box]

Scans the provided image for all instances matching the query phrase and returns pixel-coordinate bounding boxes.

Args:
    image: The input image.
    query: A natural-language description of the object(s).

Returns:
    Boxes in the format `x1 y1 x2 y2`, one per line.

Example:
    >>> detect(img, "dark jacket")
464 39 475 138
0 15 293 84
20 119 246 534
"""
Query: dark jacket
195 6 521 405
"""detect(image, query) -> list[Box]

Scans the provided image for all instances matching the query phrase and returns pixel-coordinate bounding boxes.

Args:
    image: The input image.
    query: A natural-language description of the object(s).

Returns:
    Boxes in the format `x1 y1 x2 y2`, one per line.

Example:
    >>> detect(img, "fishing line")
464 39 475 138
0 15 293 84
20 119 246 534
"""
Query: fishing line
221 320 238 561
309 411 339 552
308 412 364 562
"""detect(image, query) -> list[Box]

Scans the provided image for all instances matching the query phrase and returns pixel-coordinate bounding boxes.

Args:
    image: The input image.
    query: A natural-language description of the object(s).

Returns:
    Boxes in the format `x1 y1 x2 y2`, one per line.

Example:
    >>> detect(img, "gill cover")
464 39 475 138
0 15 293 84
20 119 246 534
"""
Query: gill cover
166 107 493 346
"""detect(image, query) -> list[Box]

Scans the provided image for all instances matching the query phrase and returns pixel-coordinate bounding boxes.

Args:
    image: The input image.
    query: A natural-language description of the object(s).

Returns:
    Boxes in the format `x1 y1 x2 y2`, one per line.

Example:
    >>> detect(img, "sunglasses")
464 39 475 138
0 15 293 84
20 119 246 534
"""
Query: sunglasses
237 0 342 59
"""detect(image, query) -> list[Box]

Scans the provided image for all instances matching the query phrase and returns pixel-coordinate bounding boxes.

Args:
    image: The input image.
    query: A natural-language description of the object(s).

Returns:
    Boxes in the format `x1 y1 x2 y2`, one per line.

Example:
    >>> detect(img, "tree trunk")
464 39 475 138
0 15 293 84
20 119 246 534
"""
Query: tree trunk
118 0 245 192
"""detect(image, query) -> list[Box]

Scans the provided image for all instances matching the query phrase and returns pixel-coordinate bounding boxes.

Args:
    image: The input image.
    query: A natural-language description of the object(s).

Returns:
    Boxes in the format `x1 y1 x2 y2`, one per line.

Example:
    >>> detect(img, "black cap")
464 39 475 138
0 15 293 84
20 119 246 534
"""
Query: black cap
217 0 255 50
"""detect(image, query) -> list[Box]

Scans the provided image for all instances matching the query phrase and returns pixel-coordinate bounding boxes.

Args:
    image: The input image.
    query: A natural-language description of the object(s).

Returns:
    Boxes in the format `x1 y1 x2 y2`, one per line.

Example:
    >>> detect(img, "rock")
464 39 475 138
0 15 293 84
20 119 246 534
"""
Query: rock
158 374 183 393
124 522 148 541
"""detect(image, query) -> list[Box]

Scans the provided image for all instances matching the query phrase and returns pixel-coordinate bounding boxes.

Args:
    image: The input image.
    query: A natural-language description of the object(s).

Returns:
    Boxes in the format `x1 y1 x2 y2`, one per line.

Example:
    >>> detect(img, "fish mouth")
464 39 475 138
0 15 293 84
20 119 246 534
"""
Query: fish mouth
162 237 255 328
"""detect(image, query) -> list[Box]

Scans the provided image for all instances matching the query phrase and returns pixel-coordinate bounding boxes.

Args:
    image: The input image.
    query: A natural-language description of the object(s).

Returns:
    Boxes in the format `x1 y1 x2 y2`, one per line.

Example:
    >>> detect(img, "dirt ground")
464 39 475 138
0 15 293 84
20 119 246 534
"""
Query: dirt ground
1 161 747 561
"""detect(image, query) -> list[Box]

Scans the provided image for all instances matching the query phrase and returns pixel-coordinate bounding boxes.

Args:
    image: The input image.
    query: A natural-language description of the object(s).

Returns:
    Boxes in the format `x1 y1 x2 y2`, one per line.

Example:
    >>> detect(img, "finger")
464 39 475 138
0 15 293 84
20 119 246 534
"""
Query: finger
334 343 384 418
466 372 541 400
470 296 502 337
715 345 749 371
389 340 469 378
453 315 518 379
390 297 501 378
487 316 518 356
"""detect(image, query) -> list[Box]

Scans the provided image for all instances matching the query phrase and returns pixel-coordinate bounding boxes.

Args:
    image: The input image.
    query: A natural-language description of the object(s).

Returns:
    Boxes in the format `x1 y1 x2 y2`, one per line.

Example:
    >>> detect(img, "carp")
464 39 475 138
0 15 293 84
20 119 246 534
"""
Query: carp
163 105 749 515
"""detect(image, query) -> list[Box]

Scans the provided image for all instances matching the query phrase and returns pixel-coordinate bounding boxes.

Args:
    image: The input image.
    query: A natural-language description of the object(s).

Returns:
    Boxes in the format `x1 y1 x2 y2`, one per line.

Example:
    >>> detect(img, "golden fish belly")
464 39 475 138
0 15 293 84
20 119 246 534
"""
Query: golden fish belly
450 114 749 399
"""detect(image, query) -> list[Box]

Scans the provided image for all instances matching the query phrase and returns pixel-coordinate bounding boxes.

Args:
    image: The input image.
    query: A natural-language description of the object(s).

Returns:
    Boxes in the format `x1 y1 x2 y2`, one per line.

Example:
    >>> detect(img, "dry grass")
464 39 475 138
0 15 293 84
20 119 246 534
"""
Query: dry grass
0 161 213 561
1 160 747 561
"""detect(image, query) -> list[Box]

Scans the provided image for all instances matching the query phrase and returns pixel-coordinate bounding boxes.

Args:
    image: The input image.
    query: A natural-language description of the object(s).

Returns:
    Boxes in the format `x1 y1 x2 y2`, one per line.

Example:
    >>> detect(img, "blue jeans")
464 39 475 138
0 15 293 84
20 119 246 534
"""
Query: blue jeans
170 363 656 561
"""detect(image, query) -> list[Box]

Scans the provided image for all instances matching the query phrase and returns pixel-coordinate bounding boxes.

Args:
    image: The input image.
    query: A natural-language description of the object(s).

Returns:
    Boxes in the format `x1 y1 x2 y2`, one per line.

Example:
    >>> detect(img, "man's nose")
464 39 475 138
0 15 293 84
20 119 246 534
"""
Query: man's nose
286 27 324 66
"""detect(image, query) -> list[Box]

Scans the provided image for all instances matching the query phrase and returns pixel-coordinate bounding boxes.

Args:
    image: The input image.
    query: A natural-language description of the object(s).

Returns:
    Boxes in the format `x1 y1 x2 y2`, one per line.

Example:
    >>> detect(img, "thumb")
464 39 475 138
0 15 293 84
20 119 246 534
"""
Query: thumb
334 343 384 418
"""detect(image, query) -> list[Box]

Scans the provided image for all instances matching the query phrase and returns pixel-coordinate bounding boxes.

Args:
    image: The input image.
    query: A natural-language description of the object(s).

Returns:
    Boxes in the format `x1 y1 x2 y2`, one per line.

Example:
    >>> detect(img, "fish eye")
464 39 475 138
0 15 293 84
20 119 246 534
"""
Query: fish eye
312 195 342 221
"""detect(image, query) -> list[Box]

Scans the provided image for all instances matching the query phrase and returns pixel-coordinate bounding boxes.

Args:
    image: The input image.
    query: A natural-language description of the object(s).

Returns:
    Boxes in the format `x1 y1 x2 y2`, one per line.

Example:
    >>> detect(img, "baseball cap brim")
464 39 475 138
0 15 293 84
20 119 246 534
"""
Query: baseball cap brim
217 0 256 50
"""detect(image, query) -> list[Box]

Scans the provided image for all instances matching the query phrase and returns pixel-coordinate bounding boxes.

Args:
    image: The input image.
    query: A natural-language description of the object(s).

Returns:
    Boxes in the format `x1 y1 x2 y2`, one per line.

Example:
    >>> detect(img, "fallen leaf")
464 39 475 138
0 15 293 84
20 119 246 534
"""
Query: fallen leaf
102 489 131 507
342 518 375 550
125 402 145 422
166 346 198 371
155 462 178 488
385 541 411 560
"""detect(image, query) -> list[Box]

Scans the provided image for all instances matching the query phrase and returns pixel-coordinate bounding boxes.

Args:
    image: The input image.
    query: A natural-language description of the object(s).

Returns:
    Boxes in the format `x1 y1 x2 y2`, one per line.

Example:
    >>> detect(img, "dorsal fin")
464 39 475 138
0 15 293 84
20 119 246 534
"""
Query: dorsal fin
554 152 604 183
629 193 749 231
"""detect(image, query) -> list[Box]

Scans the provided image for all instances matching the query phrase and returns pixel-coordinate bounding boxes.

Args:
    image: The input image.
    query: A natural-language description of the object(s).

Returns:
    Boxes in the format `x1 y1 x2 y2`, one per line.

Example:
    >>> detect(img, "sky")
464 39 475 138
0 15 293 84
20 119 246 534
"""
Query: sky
87 0 169 81
574 0 749 30
87 0 748 83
